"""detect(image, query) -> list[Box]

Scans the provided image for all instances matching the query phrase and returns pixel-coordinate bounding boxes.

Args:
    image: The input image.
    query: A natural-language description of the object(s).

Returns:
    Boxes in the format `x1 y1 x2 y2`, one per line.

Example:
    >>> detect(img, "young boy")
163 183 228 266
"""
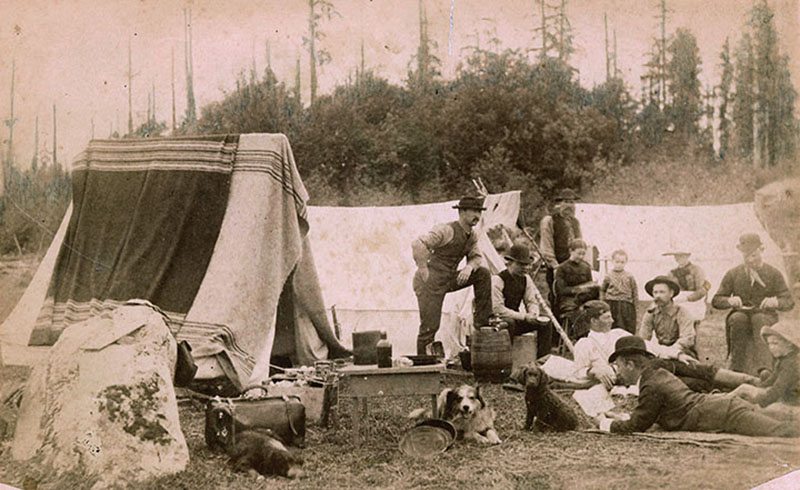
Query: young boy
601 250 638 334
730 320 799 420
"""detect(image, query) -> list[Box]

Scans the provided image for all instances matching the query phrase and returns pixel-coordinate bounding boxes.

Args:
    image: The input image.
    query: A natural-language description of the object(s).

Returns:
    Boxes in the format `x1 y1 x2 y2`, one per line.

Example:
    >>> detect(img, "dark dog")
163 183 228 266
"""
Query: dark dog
510 365 583 432
228 428 305 479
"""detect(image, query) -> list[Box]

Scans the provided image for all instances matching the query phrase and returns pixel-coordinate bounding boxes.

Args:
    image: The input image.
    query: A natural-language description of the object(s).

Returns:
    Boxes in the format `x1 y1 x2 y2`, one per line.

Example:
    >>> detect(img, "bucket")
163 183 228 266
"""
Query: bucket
471 327 512 382
352 330 383 365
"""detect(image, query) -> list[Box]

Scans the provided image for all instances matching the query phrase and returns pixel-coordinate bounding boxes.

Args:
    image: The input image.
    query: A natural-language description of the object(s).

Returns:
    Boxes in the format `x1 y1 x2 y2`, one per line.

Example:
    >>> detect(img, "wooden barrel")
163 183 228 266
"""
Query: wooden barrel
471 327 512 382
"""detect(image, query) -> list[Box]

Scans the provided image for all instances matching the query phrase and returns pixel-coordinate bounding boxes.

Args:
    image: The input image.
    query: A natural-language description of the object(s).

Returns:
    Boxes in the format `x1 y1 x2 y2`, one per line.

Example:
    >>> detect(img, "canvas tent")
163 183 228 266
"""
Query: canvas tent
0 134 329 387
307 191 522 357
576 202 787 300
0 132 521 375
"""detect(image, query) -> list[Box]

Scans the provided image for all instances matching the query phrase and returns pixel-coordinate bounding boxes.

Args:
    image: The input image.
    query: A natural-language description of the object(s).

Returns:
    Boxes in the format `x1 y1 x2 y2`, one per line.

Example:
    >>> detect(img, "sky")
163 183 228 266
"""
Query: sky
0 0 798 166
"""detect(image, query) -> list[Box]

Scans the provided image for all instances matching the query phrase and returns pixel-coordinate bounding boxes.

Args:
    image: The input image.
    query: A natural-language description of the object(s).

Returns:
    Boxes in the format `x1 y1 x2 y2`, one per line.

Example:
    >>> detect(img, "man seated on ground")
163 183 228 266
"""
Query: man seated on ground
573 300 631 389
730 320 800 423
639 275 697 360
412 195 492 355
491 243 552 359
554 238 598 338
595 336 797 437
712 233 794 375
574 300 757 393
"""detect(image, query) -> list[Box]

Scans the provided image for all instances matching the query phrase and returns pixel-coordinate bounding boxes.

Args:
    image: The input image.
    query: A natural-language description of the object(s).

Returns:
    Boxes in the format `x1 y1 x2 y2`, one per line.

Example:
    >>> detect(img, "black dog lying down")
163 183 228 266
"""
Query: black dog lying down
228 428 305 479
509 364 587 432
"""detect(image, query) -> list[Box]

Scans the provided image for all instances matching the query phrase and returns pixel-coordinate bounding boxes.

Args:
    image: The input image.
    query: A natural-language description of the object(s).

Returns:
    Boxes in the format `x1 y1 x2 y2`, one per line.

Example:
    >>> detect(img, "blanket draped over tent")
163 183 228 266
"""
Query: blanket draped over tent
0 133 327 385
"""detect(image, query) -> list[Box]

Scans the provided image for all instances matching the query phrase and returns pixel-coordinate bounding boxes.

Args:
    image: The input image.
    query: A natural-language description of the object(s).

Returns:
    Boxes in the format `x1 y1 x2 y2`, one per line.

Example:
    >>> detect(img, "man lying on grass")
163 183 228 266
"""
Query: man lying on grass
595 336 798 437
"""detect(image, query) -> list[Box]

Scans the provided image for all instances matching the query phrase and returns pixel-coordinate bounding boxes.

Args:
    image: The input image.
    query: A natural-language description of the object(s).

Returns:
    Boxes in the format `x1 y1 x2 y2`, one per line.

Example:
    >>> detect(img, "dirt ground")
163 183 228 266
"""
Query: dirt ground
0 256 798 489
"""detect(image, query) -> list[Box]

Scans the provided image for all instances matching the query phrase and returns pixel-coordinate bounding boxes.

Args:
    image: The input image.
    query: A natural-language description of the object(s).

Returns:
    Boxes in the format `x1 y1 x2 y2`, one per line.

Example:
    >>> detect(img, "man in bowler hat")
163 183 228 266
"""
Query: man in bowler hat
412 196 492 355
595 335 796 437
491 243 552 359
712 233 794 375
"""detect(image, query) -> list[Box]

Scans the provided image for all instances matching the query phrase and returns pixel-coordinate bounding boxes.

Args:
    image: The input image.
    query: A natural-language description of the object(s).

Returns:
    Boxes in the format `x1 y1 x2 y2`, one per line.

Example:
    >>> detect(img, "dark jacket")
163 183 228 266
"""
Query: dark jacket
711 263 794 312
610 366 706 433
756 350 800 407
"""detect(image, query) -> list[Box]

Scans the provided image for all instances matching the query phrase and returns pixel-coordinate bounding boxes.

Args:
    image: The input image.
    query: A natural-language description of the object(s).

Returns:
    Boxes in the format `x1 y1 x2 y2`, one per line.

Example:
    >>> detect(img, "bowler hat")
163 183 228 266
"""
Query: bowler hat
737 233 764 254
644 275 681 297
761 321 800 350
452 196 487 211
504 244 534 265
608 335 654 363
553 188 580 202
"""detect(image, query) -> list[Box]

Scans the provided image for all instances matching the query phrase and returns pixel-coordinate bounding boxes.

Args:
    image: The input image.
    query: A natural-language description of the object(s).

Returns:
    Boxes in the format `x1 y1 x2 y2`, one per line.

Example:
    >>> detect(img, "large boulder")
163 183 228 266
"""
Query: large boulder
755 178 800 287
11 302 188 488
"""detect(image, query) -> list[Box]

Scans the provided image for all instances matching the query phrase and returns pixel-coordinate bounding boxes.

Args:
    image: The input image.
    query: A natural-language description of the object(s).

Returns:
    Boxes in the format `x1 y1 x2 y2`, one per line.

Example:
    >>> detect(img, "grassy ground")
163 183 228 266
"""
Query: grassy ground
1 257 798 489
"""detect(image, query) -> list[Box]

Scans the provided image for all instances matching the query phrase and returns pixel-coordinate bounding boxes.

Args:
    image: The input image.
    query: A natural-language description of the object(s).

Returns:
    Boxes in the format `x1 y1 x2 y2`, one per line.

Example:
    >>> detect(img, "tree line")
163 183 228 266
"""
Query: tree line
0 0 796 256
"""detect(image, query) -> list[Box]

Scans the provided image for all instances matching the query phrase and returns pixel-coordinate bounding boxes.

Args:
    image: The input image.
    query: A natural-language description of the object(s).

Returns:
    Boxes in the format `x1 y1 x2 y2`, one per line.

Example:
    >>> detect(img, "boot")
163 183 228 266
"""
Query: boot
713 368 760 389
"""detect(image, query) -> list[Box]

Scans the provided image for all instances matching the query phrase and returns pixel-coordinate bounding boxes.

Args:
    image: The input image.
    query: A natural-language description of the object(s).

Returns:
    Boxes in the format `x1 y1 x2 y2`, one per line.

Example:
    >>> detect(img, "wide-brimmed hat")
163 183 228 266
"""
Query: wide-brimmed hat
662 251 691 257
608 336 654 363
553 188 580 202
645 275 681 297
761 321 800 350
504 244 534 265
737 233 764 254
452 196 487 211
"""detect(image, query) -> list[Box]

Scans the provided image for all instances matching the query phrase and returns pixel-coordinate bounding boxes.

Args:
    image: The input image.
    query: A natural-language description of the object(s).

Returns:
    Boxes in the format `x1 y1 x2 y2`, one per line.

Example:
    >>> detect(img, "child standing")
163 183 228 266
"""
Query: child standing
601 250 638 334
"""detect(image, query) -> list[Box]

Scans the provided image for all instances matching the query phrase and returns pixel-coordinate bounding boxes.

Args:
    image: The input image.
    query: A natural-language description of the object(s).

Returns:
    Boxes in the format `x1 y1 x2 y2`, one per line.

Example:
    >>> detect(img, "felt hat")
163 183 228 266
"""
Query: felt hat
645 275 681 297
553 188 580 202
504 244 534 265
608 336 654 363
452 196 487 211
760 321 800 350
737 233 764 254
662 251 691 257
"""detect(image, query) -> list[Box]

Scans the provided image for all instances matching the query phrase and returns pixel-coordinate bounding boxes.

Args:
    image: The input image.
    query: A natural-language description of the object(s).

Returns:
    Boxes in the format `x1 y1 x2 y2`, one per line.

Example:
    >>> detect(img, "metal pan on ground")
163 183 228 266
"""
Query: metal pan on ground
399 419 457 457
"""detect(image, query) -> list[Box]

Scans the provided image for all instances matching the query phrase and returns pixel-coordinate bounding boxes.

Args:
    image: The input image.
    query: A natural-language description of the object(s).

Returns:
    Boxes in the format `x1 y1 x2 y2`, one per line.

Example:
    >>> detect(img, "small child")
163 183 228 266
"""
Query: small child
601 250 638 334
730 320 799 420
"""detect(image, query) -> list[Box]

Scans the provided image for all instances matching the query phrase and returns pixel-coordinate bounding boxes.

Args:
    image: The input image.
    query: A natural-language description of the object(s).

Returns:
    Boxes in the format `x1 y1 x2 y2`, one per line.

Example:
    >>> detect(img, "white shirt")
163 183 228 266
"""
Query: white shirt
572 329 631 380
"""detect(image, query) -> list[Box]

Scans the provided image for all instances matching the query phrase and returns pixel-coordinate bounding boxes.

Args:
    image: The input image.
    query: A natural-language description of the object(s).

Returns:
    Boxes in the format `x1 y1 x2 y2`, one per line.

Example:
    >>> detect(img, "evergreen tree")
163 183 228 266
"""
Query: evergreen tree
665 28 702 137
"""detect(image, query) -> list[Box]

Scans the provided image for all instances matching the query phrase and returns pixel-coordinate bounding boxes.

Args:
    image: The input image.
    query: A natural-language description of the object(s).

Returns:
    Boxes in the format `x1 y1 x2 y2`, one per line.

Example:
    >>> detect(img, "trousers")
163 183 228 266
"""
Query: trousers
414 266 492 354
691 395 797 437
726 310 777 375
505 318 553 359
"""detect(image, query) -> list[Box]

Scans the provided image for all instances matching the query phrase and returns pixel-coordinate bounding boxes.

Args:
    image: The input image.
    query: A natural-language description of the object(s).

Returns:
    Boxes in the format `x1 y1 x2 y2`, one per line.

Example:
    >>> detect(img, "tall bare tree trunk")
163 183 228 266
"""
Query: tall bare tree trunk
308 0 318 104
128 40 133 135
171 47 176 131
604 13 610 82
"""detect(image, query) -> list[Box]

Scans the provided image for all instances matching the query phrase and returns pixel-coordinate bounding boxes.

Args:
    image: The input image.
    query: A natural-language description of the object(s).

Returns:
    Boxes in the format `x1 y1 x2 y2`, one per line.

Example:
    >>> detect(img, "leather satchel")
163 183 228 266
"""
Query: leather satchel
205 386 306 449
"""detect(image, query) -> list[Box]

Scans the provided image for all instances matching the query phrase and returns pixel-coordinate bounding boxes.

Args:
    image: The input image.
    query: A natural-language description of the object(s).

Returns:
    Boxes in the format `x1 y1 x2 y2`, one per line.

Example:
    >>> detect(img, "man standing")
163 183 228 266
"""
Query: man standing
491 243 551 359
412 196 492 355
712 233 794 375
595 336 796 437
664 250 709 322
540 188 582 286
639 275 697 361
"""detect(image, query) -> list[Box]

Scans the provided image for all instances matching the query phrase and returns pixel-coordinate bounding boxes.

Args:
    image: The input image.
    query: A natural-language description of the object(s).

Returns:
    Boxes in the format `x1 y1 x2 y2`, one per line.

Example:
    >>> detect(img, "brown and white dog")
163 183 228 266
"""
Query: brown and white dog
409 385 501 445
